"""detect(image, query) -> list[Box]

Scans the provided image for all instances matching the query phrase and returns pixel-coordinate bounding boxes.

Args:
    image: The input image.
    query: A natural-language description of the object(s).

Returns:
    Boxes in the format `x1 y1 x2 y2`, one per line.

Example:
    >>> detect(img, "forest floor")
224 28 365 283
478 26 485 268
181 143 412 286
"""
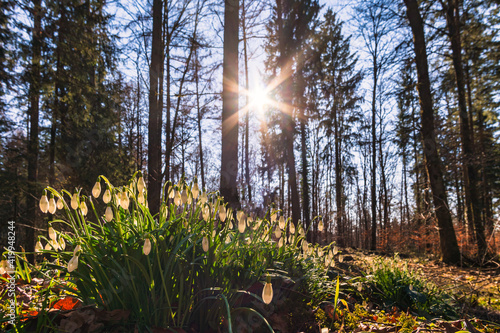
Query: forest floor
326 248 500 333
2 250 500 332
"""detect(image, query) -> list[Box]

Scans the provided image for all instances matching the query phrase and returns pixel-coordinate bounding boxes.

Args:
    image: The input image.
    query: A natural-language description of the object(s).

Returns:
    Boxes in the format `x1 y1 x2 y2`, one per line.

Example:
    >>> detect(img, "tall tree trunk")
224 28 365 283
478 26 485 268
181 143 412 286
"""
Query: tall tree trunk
334 97 343 246
220 0 240 210
370 55 377 251
441 0 486 259
477 108 493 236
298 68 311 240
148 0 163 216
277 0 301 226
242 0 251 203
194 48 205 189
164 3 171 182
136 69 142 171
26 0 42 261
404 0 461 264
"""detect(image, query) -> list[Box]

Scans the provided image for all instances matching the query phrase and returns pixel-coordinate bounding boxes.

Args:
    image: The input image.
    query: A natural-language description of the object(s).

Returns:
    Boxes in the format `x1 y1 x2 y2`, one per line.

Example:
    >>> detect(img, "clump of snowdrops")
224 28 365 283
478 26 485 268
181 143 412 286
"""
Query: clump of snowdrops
35 172 340 331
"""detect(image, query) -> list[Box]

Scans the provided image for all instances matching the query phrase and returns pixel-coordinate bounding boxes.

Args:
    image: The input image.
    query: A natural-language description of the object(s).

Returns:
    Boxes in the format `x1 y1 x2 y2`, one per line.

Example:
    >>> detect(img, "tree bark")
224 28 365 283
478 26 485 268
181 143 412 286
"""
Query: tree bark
441 0 486 258
220 0 240 210
26 0 42 261
404 0 461 264
370 54 377 251
148 0 163 216
298 68 311 240
242 0 251 203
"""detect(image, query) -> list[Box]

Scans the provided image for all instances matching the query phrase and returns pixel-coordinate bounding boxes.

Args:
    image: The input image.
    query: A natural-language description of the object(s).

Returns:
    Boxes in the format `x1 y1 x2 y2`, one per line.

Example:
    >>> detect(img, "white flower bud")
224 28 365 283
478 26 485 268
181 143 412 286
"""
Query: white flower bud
59 237 66 250
48 227 57 240
48 197 57 214
120 191 129 210
270 211 277 223
318 219 324 232
192 182 199 199
219 205 226 222
92 181 101 198
262 282 273 304
238 212 246 233
103 189 111 204
279 216 285 230
105 206 113 222
68 255 79 272
289 223 295 234
39 195 49 213
202 236 209 252
80 201 88 216
138 192 145 204
137 176 146 193
174 191 182 206
143 238 151 255
199 192 207 205
181 189 188 204
50 239 59 251
71 193 79 210
56 198 64 210
35 241 43 253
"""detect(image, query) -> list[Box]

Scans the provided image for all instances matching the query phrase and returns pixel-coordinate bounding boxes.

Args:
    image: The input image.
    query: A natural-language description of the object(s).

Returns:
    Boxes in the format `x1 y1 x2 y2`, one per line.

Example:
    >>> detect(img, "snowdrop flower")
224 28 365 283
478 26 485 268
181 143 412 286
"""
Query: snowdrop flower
73 245 81 256
138 192 145 204
289 223 295 234
202 206 210 221
274 228 281 239
105 206 113 222
103 189 111 204
50 239 60 251
270 211 277 223
279 216 285 230
238 212 246 233
181 188 188 204
115 193 121 207
59 237 66 250
199 192 207 205
39 194 49 213
71 193 79 210
143 238 151 255
35 240 43 253
219 205 227 222
278 237 284 248
48 197 57 214
318 219 324 232
56 198 64 210
202 236 209 252
68 255 79 272
48 227 57 240
302 240 308 253
120 191 129 210
262 281 273 304
80 201 88 216
137 176 146 193
174 190 182 206
191 182 199 199
92 181 101 198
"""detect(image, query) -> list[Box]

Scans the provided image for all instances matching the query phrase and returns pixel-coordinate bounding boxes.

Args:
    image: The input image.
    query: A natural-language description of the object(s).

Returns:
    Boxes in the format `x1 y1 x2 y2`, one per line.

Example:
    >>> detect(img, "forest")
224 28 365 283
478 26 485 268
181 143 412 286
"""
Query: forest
0 0 500 332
